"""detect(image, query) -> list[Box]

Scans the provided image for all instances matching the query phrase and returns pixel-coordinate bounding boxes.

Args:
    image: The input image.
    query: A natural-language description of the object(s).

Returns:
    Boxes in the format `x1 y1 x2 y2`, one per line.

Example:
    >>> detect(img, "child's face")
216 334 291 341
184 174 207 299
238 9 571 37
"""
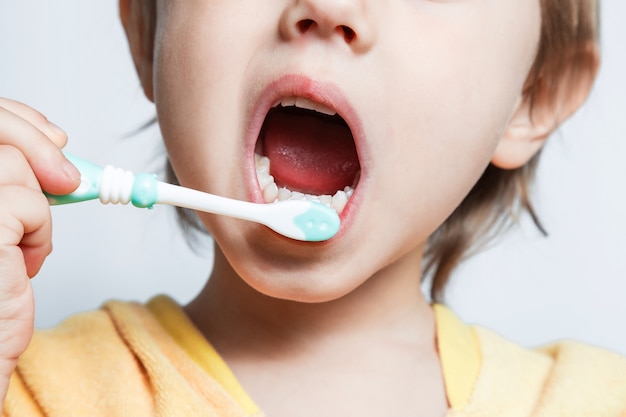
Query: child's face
149 0 541 301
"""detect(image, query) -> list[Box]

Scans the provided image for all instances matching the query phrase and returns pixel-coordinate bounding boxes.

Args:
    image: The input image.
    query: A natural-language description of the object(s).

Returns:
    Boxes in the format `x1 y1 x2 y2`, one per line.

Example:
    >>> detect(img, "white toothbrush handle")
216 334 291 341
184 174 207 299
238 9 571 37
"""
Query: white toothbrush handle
156 183 339 241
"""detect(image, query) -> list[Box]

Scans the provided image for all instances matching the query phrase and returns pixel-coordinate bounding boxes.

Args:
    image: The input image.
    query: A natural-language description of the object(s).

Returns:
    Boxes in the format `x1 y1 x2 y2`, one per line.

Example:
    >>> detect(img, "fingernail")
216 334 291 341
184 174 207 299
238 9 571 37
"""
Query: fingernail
62 158 81 182
48 120 67 137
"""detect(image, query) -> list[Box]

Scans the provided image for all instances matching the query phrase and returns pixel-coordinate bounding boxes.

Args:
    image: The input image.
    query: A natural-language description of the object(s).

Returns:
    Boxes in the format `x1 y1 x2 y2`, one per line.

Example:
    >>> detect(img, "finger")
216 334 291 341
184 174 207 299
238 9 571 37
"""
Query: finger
0 186 52 279
0 145 41 191
0 98 68 149
0 105 80 195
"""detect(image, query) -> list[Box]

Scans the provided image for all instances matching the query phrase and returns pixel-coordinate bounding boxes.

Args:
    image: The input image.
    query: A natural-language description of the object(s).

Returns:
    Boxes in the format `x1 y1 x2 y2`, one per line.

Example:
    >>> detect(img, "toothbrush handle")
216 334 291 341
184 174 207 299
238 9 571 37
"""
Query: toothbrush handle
44 153 340 241
44 153 103 205
44 153 158 208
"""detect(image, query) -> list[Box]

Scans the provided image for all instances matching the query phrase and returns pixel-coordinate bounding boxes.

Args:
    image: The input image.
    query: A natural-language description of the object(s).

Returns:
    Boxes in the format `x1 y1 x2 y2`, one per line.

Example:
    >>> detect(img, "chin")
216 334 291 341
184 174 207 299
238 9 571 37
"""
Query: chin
241 261 367 304
208 218 373 303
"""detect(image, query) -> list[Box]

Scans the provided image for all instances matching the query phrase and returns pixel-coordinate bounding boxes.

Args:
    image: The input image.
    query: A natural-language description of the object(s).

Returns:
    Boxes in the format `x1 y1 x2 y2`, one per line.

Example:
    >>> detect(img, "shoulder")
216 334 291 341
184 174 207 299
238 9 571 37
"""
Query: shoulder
533 340 626 415
20 301 154 378
5 302 156 416
5 299 252 417
470 326 626 417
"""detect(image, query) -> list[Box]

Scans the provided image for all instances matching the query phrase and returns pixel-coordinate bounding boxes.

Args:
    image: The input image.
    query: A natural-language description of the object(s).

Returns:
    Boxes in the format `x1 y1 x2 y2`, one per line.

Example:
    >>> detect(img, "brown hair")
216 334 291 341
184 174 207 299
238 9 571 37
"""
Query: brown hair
425 0 600 301
132 0 600 299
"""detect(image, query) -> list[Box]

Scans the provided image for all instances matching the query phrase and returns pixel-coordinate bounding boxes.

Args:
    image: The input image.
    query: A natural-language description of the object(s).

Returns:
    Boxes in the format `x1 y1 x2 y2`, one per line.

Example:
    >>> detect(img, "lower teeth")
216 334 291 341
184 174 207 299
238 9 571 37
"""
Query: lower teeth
255 153 355 214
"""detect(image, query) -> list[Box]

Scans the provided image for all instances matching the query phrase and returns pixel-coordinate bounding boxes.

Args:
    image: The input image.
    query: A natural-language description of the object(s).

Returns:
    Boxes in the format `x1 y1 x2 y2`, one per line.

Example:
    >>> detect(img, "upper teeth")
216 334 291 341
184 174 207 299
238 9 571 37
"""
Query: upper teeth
255 153 354 214
275 97 337 116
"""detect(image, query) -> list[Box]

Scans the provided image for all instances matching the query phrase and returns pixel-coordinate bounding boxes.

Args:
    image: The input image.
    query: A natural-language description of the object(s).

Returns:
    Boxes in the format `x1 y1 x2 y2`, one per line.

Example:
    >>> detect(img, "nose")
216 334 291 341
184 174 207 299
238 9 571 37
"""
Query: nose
279 0 376 53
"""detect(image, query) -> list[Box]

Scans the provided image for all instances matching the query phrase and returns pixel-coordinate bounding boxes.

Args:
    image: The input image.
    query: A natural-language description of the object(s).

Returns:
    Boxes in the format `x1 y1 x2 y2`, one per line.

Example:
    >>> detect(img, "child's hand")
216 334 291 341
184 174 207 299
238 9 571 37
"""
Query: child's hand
0 97 80 405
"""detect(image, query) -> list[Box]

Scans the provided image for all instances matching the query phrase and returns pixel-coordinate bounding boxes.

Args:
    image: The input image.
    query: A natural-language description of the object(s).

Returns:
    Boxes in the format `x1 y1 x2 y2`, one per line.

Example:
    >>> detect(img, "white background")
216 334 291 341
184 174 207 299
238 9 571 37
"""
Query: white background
1 2 624 355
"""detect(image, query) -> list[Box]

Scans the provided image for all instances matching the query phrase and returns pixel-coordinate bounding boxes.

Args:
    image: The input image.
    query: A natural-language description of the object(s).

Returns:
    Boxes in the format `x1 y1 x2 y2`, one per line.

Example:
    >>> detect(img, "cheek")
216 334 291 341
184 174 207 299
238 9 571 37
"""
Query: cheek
152 20 244 195
361 11 541 242
386 0 541 136
386 6 540 173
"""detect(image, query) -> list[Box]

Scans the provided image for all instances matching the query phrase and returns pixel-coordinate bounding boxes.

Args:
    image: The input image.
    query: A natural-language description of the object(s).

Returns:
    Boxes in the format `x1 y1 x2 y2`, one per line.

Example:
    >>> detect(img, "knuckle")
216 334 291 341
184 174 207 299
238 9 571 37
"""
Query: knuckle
0 145 35 187
0 145 28 171
0 187 52 254
0 144 27 162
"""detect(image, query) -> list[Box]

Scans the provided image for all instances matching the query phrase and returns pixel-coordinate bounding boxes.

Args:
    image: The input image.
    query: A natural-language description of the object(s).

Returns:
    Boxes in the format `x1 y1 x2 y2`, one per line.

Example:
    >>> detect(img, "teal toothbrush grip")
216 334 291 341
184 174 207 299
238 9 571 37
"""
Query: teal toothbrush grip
45 152 158 209
45 153 103 205
130 173 159 209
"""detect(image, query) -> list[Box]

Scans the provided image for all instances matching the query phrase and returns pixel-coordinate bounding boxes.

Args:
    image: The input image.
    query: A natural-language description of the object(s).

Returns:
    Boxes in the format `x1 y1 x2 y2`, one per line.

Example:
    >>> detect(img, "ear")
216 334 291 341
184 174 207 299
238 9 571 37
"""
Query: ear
119 0 156 102
491 45 600 170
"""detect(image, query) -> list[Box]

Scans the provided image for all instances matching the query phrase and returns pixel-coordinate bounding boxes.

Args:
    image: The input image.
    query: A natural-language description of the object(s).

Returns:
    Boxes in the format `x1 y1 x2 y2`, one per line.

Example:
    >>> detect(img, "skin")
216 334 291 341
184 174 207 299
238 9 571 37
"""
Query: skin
140 0 542 415
2 0 587 415
0 98 81 409
147 0 542 303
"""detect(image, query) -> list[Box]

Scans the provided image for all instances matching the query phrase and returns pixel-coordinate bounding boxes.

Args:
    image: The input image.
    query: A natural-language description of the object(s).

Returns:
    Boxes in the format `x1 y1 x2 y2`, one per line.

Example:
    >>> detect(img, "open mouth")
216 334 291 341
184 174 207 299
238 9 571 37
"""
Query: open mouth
254 97 361 215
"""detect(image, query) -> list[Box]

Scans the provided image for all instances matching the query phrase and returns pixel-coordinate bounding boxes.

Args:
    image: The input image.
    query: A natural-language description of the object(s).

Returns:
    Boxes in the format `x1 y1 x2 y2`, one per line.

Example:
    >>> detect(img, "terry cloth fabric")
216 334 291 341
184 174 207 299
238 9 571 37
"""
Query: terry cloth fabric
432 304 626 416
4 296 626 416
4 298 259 417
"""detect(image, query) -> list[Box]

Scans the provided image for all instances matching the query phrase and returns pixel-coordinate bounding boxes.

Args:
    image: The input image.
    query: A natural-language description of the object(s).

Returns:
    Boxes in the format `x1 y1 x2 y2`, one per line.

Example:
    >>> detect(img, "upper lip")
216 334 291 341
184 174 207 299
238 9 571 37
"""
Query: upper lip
244 73 367 210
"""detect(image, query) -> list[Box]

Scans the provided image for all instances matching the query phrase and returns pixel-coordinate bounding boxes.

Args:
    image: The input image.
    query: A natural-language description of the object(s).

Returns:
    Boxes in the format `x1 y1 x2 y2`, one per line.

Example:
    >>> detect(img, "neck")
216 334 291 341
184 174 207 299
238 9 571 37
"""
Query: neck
185 245 436 360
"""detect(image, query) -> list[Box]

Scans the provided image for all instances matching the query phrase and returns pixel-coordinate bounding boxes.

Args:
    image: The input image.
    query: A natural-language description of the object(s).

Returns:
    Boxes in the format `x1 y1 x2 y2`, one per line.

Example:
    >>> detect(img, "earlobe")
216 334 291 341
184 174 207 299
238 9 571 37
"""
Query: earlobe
119 0 156 102
491 96 553 170
492 44 600 170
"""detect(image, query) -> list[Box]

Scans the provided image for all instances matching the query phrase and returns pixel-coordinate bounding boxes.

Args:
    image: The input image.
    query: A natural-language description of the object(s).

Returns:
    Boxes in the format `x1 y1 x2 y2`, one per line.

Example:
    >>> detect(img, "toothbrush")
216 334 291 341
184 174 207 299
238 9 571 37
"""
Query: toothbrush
44 153 340 242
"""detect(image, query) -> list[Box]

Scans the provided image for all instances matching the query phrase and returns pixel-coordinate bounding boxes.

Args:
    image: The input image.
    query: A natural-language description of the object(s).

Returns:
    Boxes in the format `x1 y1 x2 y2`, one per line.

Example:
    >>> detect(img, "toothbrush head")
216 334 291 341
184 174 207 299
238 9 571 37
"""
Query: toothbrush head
262 200 341 242
292 201 341 241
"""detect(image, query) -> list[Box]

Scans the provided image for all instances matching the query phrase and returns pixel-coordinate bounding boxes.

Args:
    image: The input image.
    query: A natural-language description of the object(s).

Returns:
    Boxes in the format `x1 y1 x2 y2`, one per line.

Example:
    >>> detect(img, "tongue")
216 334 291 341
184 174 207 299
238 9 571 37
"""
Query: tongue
261 108 360 196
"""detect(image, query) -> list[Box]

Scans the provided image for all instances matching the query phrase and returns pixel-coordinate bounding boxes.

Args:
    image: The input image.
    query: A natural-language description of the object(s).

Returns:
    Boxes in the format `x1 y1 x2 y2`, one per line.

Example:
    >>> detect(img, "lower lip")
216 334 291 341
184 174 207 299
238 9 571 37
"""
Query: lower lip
244 74 366 241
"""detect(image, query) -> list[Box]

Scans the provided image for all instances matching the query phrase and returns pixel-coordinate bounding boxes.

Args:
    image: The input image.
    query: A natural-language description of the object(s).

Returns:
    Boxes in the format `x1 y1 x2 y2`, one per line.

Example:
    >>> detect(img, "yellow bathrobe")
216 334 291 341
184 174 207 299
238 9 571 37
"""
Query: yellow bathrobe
4 296 626 416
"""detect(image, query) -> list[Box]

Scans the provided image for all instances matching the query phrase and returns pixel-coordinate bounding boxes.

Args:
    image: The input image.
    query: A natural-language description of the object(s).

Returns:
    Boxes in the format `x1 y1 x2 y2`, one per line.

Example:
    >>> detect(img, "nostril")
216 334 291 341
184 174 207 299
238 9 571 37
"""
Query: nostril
297 19 315 33
293 19 358 45
340 26 356 43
